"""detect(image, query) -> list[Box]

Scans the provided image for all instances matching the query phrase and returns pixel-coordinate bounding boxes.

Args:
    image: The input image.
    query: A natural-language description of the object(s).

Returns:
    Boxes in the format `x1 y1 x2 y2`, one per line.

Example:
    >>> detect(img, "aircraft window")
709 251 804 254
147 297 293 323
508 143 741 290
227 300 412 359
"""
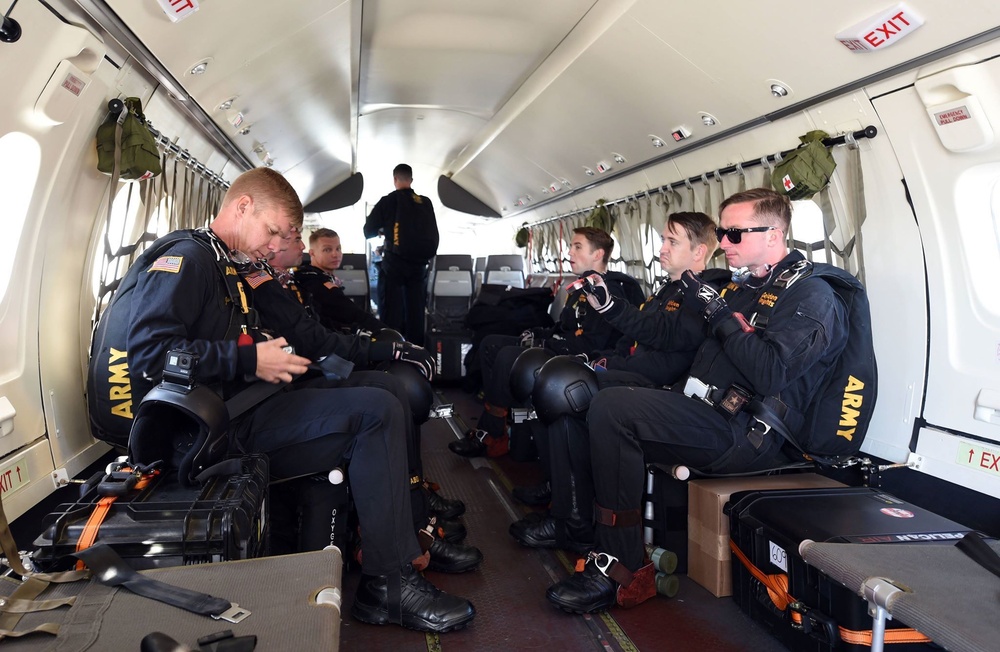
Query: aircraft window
788 199 830 264
91 184 144 306
0 132 41 303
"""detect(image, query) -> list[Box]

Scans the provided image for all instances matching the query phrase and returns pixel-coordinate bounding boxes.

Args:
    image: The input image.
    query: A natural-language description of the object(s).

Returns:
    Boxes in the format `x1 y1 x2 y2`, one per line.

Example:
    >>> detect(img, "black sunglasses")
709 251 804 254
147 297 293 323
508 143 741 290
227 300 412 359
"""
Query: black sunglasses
715 226 776 244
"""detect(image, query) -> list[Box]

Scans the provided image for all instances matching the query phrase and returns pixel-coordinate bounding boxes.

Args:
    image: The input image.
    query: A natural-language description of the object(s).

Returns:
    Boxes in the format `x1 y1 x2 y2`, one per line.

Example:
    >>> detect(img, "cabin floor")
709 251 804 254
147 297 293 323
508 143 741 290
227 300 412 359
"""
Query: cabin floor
340 383 790 651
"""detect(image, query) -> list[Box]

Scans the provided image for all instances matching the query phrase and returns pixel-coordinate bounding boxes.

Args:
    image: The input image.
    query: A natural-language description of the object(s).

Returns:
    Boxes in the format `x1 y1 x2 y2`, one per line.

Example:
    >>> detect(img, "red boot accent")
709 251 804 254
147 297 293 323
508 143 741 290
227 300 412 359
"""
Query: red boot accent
616 561 657 609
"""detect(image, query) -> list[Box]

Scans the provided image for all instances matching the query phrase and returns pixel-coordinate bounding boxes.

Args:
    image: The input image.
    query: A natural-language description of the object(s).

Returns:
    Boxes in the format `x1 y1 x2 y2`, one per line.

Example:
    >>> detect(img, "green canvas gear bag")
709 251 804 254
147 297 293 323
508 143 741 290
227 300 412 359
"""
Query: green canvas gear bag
585 198 615 233
771 130 836 200
515 223 529 248
96 97 163 181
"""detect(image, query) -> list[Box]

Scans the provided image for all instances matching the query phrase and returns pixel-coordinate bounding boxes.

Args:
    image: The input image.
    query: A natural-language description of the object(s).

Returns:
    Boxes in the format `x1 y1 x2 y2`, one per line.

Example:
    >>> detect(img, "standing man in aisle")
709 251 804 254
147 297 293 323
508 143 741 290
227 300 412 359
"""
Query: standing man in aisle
364 164 439 345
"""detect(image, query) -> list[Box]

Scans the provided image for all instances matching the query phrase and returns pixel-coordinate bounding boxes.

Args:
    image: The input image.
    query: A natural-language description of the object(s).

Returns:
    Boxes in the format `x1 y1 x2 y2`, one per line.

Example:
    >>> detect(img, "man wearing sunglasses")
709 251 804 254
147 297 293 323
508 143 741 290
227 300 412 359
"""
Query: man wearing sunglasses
546 187 854 614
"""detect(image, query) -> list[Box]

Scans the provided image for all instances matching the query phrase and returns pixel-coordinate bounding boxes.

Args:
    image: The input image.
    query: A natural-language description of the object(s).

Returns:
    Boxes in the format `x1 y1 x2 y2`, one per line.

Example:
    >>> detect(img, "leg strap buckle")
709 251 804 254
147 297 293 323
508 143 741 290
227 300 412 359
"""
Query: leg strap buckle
588 551 635 587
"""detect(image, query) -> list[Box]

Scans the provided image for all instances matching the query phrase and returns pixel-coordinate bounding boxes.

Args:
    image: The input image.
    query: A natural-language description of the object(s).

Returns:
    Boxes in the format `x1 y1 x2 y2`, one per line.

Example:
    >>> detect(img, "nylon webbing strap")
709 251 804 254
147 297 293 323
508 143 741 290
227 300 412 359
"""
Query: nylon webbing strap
75 472 157 571
956 531 1000 580
73 544 249 622
728 540 930 645
224 382 288 421
594 504 642 527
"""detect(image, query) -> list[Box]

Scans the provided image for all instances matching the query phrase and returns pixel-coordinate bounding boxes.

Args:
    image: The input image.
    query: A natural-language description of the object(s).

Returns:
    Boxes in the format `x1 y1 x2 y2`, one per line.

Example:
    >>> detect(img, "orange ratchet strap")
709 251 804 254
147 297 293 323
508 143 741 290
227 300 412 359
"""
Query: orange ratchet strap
75 469 158 570
728 540 930 645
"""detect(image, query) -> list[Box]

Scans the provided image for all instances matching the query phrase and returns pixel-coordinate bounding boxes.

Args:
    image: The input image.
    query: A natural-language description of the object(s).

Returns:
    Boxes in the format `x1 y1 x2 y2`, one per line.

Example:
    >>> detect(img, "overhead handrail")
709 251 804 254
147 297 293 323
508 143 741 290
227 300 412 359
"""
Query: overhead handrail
530 126 877 228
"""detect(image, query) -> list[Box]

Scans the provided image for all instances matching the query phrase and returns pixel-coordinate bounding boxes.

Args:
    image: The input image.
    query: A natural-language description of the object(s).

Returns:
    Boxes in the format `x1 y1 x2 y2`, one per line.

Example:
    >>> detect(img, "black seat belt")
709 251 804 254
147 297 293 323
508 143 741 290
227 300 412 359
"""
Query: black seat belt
72 544 250 623
956 531 1000 580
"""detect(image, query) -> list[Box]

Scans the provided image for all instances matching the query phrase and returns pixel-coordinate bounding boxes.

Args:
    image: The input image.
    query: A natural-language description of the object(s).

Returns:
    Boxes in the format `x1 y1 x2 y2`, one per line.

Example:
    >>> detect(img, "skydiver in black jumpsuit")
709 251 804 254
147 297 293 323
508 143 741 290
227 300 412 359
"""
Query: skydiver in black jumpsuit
125 168 475 633
547 189 850 614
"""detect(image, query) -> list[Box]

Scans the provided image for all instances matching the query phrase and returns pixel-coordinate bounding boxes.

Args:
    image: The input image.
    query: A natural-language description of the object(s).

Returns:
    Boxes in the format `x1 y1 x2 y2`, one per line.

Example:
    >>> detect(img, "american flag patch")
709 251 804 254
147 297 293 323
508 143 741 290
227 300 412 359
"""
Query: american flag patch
243 269 273 289
149 255 183 273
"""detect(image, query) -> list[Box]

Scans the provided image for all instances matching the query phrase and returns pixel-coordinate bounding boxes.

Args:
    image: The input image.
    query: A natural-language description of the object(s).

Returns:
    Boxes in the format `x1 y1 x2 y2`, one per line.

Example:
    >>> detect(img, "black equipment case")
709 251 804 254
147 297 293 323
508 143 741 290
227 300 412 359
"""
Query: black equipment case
33 455 268 571
426 328 473 381
726 487 975 652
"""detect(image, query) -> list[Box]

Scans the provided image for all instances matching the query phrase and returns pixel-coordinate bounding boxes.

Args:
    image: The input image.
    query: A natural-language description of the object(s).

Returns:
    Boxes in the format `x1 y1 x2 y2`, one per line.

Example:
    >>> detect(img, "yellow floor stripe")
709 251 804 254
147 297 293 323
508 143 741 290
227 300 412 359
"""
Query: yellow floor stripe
425 631 442 651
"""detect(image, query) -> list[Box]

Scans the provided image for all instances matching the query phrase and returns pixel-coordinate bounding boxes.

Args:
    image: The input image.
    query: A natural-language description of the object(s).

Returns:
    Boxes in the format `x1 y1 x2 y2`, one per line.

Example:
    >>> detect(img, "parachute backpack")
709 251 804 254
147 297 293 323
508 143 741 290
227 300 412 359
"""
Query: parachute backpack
771 130 836 201
390 191 439 262
96 97 163 181
749 260 877 462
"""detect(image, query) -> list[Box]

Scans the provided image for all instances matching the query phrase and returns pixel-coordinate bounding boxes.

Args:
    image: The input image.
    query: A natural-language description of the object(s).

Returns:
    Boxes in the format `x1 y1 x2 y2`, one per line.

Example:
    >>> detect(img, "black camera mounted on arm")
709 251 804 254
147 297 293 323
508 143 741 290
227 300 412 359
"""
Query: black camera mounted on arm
161 349 200 388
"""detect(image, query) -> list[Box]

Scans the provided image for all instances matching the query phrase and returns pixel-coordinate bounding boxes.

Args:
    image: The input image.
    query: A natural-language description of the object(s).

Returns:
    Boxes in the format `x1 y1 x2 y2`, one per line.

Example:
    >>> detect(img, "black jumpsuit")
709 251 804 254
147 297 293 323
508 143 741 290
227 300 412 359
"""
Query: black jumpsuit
293 263 386 333
587 252 849 571
364 188 436 345
544 270 731 535
127 234 422 575
479 269 646 416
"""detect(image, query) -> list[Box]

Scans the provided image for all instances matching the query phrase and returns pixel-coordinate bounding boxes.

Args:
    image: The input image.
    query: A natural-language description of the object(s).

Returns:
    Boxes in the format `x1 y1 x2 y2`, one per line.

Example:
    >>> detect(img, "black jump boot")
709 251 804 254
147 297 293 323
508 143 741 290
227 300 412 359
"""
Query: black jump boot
509 514 594 554
417 517 482 573
427 537 483 573
546 557 618 614
434 516 467 544
447 429 489 457
512 480 551 507
423 481 466 519
352 564 476 632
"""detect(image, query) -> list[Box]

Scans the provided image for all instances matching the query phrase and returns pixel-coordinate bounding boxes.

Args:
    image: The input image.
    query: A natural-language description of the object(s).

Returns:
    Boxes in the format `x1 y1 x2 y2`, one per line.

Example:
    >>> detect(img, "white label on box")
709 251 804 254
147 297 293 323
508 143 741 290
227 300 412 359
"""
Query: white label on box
769 540 788 572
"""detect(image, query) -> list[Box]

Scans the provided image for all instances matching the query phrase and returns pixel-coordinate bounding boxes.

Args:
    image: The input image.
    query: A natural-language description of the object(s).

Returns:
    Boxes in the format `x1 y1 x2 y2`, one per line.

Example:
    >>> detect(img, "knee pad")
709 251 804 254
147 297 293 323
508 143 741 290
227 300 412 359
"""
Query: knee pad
510 347 555 404
532 356 599 425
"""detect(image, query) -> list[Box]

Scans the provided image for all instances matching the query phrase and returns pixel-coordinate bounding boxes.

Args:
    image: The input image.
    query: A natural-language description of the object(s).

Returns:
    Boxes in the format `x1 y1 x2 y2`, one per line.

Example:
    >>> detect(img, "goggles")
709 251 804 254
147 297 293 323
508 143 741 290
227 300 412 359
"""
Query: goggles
715 226 776 244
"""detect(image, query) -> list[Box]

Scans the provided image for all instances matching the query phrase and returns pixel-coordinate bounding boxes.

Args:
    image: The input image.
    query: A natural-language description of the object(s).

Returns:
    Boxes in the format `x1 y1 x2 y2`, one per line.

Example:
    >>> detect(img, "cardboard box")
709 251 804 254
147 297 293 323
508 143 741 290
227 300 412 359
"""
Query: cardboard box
687 473 844 597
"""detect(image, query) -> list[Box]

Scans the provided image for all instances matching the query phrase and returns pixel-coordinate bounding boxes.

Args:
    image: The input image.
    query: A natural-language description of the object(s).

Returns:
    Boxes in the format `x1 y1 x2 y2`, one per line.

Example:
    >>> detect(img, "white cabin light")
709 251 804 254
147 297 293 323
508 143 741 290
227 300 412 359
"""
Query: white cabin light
218 97 237 111
769 81 791 98
612 153 627 164
650 135 665 148
699 112 718 127
188 59 211 75
584 167 595 176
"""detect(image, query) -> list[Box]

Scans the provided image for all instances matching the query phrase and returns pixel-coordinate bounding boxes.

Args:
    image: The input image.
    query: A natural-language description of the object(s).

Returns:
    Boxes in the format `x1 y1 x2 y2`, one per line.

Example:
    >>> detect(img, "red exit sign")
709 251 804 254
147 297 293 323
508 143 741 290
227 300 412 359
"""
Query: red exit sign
836 3 924 53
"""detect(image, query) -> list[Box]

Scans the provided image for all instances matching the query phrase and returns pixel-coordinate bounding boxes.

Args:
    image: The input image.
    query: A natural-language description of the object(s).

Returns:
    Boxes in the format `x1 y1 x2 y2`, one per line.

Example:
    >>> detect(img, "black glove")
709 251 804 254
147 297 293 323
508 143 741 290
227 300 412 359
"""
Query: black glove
392 342 435 381
369 340 436 380
572 273 624 318
678 270 752 340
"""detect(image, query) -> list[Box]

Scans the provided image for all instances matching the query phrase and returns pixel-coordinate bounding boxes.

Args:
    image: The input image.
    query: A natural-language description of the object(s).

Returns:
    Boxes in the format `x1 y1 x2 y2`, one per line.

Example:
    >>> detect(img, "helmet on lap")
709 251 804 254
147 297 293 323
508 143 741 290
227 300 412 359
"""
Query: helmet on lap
532 355 599 425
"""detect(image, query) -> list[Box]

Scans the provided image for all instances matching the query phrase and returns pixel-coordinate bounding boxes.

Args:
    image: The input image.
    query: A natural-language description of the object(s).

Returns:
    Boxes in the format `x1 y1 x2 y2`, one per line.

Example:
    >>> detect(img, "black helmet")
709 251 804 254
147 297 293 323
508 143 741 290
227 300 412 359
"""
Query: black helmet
128 383 230 486
532 356 599 424
509 347 555 404
378 361 434 424
371 328 404 343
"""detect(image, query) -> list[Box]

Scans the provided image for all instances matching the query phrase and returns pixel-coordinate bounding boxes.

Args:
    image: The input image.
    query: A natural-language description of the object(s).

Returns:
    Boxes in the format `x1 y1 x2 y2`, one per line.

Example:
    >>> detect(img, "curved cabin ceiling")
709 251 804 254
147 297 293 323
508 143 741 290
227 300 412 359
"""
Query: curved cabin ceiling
88 0 1000 217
